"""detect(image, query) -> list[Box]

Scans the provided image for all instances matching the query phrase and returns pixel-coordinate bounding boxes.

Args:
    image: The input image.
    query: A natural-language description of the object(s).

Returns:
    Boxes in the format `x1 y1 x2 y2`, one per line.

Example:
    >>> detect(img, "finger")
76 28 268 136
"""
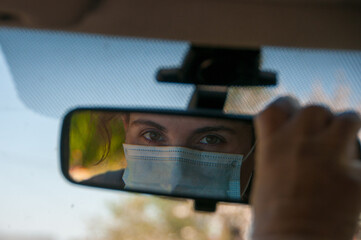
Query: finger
255 96 300 139
293 105 333 136
350 139 361 160
345 159 361 183
329 111 361 146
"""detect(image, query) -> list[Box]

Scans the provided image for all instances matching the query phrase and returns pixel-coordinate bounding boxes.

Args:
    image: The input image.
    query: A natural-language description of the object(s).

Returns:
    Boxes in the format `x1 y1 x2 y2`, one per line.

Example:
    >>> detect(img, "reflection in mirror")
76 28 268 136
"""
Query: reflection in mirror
64 110 255 202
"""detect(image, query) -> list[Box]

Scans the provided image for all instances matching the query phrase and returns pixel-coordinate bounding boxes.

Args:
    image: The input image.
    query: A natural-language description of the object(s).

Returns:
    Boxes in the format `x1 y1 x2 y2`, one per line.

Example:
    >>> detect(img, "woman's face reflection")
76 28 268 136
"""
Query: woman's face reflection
123 113 253 154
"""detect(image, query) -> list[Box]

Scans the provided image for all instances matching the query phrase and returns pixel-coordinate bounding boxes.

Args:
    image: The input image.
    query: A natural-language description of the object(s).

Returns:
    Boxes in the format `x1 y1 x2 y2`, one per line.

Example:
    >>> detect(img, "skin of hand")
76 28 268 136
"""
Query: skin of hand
251 96 361 240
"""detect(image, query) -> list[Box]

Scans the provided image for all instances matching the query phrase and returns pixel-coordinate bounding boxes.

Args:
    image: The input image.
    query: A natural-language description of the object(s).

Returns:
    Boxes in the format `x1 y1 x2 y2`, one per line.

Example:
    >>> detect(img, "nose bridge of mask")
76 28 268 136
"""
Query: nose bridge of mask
123 144 243 163
123 144 244 200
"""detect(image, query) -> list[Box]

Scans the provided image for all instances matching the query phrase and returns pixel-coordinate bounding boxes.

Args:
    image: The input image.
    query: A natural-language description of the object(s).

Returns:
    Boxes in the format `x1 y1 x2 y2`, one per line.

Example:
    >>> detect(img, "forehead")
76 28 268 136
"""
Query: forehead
129 113 251 130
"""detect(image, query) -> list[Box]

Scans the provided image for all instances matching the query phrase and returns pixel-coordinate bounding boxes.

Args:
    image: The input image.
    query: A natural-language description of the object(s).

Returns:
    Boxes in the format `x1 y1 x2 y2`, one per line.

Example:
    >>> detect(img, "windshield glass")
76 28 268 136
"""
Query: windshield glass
0 28 360 240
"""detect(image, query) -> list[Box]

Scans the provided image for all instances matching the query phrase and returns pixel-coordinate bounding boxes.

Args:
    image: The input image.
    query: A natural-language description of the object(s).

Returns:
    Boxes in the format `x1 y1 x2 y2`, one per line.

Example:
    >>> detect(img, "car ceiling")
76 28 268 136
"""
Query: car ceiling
0 0 360 50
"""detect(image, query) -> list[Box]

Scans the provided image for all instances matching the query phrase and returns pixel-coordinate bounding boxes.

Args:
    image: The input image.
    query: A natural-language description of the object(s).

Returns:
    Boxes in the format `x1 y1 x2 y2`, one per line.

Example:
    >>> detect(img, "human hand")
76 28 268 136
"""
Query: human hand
251 96 361 240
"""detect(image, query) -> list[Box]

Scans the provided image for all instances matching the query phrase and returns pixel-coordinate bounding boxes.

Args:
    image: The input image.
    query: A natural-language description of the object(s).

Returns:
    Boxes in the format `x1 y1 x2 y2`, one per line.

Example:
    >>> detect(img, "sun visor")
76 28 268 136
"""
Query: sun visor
0 0 360 50
0 0 96 27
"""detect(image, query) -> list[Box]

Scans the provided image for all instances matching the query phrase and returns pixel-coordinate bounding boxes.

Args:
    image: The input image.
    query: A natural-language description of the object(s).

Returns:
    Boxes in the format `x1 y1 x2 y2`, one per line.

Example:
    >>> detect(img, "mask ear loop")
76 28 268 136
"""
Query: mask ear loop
240 142 257 199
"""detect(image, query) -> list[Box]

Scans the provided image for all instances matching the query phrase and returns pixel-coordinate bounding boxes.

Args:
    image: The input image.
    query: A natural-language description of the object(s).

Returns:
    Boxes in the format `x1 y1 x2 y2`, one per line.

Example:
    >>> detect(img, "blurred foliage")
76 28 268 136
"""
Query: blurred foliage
86 196 252 240
69 111 126 171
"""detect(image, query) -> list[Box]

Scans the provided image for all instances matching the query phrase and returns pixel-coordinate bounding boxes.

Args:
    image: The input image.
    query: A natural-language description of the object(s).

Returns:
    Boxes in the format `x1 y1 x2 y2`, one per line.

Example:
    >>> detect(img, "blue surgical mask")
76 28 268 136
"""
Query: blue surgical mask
122 144 253 201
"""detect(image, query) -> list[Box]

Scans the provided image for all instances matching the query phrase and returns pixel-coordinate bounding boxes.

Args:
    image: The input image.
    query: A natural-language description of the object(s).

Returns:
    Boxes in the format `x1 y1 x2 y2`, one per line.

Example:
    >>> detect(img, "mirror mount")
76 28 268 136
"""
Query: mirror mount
157 45 277 111
156 45 277 87
194 199 217 212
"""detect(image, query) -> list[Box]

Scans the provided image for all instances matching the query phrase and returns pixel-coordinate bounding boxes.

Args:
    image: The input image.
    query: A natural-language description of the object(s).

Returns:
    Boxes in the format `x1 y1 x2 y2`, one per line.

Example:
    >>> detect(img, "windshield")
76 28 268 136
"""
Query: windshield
0 28 360 240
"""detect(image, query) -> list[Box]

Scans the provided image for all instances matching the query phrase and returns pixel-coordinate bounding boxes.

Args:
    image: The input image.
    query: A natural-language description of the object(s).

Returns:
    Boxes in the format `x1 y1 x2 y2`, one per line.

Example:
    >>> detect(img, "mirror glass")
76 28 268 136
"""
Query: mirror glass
62 109 255 203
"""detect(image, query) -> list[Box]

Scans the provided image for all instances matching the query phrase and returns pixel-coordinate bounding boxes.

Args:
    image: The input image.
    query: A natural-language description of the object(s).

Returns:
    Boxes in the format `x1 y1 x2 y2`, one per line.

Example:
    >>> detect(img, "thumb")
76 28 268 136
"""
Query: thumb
255 96 300 139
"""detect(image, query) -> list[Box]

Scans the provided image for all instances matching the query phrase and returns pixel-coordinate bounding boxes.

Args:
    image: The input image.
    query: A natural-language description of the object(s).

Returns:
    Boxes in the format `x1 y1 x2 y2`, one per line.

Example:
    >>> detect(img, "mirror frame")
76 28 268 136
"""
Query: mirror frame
60 107 254 205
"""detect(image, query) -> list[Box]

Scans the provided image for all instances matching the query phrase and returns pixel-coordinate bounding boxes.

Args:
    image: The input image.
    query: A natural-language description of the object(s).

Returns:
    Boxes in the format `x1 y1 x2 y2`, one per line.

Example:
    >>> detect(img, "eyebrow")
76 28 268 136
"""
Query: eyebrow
192 126 236 135
130 119 167 132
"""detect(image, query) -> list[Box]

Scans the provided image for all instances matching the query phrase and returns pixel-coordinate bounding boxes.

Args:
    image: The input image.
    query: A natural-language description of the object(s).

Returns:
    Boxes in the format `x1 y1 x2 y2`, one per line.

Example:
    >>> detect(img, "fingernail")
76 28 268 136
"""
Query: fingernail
273 95 300 108
337 111 361 123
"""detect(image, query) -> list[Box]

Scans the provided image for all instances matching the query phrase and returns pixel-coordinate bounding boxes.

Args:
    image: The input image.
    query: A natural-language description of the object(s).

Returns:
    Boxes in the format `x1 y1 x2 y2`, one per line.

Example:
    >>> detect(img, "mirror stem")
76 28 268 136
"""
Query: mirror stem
187 85 228 111
194 199 217 212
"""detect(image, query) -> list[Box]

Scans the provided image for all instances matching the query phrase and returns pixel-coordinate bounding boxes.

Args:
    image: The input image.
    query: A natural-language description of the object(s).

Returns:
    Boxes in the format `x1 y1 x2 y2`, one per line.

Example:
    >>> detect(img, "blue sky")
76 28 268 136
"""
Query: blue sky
0 28 360 239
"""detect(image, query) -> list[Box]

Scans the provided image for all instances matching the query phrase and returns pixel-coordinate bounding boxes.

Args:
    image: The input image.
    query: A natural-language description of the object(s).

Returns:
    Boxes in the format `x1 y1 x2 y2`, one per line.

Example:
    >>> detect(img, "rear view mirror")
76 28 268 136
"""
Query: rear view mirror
60 108 255 205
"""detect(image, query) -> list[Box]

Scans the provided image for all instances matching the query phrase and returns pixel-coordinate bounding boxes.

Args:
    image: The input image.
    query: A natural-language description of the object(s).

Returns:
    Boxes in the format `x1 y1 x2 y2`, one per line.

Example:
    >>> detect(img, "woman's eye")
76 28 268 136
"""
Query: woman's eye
143 131 163 142
199 135 222 144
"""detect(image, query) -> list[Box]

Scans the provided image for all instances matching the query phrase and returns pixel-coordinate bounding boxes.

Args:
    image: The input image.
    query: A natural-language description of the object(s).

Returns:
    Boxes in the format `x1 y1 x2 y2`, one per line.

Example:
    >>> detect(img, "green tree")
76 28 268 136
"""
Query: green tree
68 111 127 180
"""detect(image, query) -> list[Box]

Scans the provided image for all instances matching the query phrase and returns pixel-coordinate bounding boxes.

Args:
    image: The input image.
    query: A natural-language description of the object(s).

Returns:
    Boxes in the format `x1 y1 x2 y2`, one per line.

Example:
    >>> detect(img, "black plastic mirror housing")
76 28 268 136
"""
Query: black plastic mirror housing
60 107 255 211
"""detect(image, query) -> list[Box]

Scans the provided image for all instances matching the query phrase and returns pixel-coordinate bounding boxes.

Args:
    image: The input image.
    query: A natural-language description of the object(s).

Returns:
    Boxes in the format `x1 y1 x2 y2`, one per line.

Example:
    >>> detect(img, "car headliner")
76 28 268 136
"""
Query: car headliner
0 0 360 50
